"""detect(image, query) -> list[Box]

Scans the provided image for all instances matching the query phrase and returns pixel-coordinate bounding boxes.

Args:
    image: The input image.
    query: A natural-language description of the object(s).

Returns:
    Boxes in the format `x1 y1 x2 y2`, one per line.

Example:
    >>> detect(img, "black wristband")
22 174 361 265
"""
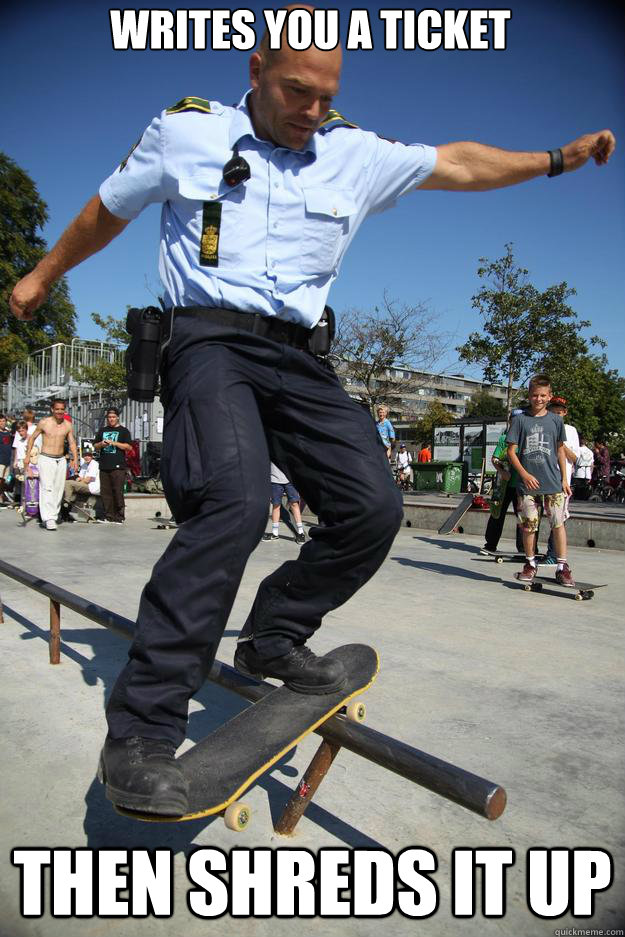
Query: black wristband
547 148 564 177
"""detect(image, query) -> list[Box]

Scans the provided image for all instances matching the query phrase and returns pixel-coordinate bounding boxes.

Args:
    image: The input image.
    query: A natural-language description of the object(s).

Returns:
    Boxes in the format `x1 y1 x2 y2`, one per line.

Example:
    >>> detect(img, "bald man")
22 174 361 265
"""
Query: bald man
10 6 615 815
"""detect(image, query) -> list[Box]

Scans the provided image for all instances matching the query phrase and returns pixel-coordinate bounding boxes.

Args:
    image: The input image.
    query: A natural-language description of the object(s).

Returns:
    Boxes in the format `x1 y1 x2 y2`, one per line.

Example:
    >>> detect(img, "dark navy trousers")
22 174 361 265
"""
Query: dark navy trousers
106 315 403 746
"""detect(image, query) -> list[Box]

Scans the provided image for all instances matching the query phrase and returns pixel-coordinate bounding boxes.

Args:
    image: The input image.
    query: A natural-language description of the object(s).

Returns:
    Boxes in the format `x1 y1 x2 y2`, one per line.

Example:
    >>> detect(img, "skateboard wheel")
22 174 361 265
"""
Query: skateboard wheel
345 699 366 723
496 557 503 564
224 802 251 832
575 593 583 601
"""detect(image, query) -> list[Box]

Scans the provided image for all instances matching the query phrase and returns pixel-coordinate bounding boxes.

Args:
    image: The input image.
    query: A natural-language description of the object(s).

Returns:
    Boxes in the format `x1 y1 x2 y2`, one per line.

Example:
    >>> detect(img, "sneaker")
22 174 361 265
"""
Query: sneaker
555 563 576 588
96 519 109 524
542 555 557 566
295 532 306 544
98 736 188 816
517 562 537 582
262 532 279 541
45 519 57 531
234 642 347 695
110 520 124 525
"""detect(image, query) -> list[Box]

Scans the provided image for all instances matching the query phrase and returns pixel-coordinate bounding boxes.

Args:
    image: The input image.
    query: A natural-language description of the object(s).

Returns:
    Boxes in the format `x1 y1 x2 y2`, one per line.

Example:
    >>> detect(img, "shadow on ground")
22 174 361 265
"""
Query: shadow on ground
3 603 384 853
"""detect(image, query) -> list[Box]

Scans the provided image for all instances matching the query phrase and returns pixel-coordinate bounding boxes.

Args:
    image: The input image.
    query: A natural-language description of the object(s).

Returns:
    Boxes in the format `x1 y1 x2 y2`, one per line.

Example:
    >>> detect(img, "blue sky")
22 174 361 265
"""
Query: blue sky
3 1 624 378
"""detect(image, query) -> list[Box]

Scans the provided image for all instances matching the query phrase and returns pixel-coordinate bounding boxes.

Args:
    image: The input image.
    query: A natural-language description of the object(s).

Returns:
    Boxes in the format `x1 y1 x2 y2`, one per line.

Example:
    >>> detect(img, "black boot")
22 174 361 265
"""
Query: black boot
234 642 346 694
98 736 188 815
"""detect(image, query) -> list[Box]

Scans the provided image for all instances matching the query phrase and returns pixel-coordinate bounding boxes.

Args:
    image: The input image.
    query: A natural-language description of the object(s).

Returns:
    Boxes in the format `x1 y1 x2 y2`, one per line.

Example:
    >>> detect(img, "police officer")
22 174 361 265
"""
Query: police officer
10 7 615 816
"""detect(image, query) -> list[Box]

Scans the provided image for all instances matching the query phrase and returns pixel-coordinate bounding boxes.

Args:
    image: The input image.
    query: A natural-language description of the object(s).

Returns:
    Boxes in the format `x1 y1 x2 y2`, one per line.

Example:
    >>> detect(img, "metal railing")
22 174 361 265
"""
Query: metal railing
0 558 507 827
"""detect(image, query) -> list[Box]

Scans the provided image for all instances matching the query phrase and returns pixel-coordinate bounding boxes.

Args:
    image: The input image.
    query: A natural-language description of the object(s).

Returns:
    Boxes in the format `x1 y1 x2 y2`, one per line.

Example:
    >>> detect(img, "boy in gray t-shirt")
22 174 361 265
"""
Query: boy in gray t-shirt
507 374 574 586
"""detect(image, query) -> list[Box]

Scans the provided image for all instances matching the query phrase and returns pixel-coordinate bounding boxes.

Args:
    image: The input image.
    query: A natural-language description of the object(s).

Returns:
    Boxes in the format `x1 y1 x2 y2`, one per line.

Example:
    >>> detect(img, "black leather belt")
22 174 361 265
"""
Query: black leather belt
174 306 312 350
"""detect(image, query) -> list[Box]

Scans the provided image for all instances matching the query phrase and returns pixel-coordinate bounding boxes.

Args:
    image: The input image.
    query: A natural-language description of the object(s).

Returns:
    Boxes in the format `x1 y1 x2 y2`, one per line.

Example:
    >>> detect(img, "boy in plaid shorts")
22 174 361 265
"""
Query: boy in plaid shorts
506 374 575 586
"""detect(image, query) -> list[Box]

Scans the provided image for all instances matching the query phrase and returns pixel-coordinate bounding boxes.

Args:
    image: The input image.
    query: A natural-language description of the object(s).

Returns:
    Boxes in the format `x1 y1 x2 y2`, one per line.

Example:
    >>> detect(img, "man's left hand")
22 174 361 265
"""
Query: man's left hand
562 130 616 172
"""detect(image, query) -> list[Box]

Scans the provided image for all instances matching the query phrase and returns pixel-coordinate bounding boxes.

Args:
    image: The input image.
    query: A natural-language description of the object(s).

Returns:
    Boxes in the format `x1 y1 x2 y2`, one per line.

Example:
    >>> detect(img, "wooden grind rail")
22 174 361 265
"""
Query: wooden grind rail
0 559 507 824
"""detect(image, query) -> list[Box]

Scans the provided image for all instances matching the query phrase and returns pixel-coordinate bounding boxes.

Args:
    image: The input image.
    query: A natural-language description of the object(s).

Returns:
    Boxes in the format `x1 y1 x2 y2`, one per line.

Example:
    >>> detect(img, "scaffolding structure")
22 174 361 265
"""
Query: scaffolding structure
4 339 121 413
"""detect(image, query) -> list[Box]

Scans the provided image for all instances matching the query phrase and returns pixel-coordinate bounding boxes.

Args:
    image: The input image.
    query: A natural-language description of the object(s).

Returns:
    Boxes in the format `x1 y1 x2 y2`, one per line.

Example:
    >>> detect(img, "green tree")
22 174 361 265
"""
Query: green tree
538 345 625 445
333 292 448 415
0 151 76 380
411 401 455 446
463 389 507 421
457 244 589 414
72 313 128 399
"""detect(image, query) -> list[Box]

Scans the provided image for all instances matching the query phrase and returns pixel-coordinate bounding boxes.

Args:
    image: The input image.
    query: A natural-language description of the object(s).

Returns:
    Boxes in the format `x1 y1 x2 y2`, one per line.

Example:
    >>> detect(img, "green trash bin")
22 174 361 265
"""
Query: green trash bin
441 461 464 493
412 461 465 493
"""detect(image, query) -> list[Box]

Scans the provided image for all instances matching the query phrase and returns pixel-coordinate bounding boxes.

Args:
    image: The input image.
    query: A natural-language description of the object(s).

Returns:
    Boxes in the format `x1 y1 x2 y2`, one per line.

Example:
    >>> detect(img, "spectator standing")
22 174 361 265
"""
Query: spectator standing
593 441 611 481
93 409 132 524
396 443 413 487
482 409 525 554
375 405 395 460
264 462 306 543
12 407 35 444
573 438 594 499
24 399 78 531
0 414 13 507
418 444 432 463
543 396 580 564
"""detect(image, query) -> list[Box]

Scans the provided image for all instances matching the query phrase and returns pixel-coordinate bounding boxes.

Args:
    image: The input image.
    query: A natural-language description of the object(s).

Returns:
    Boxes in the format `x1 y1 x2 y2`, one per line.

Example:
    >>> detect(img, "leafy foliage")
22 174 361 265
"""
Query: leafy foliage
333 293 448 416
538 345 625 446
457 244 588 414
411 401 455 446
0 151 76 380
463 389 508 421
71 313 128 398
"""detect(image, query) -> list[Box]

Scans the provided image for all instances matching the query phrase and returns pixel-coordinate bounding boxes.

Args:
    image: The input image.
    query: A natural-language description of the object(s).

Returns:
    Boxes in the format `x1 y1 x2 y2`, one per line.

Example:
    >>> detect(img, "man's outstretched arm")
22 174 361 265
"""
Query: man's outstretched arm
10 196 130 321
419 129 615 191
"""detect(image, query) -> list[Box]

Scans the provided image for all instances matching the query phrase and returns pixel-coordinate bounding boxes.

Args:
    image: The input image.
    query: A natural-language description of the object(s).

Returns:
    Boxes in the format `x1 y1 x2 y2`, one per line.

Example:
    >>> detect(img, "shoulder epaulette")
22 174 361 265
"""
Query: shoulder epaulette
166 96 212 115
319 109 359 132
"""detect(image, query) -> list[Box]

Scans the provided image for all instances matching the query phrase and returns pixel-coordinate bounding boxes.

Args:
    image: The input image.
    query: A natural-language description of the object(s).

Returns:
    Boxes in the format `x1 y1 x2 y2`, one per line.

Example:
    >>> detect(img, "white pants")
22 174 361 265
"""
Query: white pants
37 455 67 523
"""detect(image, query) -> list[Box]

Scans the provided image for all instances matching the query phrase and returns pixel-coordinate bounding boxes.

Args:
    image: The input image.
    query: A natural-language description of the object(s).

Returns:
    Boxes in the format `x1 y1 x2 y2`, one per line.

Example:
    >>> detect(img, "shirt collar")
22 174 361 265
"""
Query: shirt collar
231 90 317 159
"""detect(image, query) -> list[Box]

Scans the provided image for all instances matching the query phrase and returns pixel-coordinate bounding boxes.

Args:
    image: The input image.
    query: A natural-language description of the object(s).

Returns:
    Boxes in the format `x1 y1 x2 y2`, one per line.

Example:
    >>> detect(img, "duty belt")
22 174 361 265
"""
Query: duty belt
172 306 312 351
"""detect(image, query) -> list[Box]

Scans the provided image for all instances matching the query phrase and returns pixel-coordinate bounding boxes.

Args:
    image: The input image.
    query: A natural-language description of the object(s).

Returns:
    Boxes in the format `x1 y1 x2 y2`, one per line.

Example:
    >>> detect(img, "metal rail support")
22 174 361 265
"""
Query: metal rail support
49 599 61 665
0 559 506 822
275 739 342 835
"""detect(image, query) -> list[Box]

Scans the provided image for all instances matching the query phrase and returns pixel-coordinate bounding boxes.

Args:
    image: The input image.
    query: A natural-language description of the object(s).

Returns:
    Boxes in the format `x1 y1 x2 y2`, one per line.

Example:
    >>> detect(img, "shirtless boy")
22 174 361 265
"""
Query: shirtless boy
24 399 78 531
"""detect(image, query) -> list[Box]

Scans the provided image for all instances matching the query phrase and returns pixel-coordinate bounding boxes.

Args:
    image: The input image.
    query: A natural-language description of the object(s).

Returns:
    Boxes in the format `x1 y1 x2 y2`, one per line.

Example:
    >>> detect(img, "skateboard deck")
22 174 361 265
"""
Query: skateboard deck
480 550 546 564
150 513 178 529
114 643 378 824
513 573 607 601
438 493 474 534
70 502 96 522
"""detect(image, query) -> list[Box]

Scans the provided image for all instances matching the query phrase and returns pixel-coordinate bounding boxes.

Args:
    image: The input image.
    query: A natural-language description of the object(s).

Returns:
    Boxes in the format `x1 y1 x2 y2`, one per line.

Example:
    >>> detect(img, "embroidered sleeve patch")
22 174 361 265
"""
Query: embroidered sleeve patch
166 96 212 115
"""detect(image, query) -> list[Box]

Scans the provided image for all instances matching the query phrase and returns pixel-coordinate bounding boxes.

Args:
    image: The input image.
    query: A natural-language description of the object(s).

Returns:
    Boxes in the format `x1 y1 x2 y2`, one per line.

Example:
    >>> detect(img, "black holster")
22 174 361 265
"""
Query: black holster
125 306 164 402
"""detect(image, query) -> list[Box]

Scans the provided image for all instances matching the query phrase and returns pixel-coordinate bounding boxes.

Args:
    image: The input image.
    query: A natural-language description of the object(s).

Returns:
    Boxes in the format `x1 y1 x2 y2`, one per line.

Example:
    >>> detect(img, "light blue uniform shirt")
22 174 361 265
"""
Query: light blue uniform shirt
100 92 437 328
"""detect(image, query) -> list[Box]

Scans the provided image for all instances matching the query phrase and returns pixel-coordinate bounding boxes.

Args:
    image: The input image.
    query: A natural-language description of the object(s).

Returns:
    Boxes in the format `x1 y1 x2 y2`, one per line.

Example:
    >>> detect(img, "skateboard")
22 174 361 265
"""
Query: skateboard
112 643 378 826
438 493 474 534
513 573 607 601
69 502 96 523
150 512 178 529
480 549 546 564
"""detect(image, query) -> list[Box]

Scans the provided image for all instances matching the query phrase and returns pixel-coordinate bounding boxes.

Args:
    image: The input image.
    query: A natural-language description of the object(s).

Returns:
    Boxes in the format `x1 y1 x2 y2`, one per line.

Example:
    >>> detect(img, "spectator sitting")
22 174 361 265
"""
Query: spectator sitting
62 450 101 519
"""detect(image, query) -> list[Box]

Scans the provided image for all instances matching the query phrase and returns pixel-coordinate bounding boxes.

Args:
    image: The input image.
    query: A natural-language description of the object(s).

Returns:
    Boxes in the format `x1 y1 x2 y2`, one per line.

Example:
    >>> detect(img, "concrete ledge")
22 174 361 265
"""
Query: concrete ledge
124 493 169 518
399 499 625 551
126 493 625 551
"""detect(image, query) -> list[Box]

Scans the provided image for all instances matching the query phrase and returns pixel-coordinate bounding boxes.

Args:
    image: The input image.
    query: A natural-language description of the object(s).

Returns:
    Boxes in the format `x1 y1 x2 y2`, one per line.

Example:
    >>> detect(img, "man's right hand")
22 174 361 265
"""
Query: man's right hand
523 472 540 490
10 272 51 321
